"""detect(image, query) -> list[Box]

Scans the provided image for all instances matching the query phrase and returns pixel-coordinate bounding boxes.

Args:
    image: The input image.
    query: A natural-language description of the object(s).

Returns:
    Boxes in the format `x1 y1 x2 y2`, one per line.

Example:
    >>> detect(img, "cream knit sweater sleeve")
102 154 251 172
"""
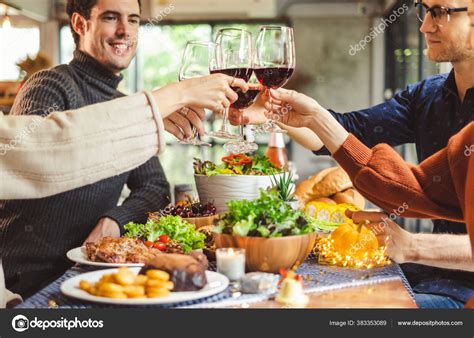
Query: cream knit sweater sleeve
0 91 166 200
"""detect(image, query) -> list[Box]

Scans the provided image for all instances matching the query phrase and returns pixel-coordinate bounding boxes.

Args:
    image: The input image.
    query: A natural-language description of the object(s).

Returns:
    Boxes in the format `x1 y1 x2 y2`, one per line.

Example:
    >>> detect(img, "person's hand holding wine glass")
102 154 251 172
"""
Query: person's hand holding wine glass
208 28 260 154
165 41 248 146
263 88 329 129
175 41 218 146
252 26 296 134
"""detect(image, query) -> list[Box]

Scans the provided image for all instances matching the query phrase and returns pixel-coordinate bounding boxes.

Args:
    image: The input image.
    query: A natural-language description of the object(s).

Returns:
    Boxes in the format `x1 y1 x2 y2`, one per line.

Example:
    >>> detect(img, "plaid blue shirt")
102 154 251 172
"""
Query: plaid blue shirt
315 70 474 303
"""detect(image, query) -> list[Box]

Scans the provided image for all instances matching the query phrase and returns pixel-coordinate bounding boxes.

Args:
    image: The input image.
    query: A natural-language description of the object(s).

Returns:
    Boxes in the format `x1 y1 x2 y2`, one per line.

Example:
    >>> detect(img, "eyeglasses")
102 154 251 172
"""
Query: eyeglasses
414 1 469 27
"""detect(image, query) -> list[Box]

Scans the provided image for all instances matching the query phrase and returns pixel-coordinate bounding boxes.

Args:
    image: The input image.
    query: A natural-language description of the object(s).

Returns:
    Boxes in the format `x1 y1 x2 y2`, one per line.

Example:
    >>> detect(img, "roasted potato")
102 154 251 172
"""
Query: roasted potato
79 267 172 299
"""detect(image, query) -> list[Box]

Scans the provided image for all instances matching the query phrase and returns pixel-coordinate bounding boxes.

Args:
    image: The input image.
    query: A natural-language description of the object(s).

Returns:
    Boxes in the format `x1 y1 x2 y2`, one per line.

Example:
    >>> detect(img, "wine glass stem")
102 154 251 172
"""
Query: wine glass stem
239 109 245 141
267 87 274 126
220 107 230 132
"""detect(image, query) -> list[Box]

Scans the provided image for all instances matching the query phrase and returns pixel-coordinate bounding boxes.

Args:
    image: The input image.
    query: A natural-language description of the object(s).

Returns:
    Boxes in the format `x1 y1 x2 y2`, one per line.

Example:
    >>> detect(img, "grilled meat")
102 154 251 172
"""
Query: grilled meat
85 237 159 263
139 252 208 291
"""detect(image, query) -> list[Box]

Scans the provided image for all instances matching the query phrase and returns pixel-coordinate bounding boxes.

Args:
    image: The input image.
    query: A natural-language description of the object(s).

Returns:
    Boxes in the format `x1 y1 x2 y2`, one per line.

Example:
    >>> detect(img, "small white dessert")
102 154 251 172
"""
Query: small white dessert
275 271 309 307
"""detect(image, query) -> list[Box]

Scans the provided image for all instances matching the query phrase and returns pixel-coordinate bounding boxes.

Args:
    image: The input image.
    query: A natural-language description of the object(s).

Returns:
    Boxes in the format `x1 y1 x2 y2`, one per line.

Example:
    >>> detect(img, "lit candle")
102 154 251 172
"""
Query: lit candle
216 248 245 281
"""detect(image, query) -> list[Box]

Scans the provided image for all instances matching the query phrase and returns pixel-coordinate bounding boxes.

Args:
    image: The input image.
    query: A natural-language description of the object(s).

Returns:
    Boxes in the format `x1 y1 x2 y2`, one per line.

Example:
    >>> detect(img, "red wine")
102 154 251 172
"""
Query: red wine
254 67 294 89
210 68 253 82
232 88 260 109
211 68 255 108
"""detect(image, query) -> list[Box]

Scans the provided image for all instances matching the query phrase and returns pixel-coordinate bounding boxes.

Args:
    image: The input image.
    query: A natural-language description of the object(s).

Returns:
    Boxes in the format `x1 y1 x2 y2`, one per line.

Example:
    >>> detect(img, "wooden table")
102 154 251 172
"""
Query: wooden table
234 279 417 308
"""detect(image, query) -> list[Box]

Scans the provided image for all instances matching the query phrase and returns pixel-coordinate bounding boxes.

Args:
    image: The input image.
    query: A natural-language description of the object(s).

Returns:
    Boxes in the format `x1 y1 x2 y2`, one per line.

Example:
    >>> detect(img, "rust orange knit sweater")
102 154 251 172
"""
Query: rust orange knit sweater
333 122 474 257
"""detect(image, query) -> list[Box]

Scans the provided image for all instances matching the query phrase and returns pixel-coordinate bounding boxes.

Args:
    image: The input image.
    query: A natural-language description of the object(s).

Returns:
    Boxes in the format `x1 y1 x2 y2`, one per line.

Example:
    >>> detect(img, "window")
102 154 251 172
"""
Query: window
0 26 40 80
59 25 74 64
137 24 212 90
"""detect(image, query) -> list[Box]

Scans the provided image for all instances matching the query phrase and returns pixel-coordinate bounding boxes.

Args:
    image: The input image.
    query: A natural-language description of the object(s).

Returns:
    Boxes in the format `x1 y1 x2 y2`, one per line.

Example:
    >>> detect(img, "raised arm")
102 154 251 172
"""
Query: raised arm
0 92 164 200
0 73 248 200
229 82 417 152
267 88 466 221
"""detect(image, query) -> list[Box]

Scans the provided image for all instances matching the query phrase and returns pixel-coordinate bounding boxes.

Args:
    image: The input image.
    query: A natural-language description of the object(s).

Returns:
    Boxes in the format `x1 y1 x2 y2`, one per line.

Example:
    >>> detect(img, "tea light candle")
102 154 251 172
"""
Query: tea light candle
216 248 245 281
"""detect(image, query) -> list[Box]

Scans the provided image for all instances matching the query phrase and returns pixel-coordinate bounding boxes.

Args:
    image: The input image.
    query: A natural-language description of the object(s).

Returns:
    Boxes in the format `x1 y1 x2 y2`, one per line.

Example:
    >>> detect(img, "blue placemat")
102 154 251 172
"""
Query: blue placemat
17 257 414 309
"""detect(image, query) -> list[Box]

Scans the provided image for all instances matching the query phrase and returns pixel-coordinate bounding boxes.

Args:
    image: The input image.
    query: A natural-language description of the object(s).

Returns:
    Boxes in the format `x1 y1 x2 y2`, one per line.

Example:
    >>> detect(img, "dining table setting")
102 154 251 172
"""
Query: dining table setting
3 0 474 335
16 155 416 310
16 256 416 309
12 24 420 311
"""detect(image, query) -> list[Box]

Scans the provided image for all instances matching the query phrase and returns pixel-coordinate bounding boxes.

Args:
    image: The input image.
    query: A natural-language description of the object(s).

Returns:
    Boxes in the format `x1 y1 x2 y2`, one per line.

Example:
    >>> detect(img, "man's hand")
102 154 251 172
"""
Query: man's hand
164 106 205 140
346 210 414 264
83 217 120 245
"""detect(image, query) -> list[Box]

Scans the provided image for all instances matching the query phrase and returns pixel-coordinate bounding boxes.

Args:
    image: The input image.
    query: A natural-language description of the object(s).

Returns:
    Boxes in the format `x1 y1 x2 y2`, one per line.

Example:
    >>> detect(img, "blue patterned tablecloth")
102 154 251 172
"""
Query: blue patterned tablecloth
17 257 414 309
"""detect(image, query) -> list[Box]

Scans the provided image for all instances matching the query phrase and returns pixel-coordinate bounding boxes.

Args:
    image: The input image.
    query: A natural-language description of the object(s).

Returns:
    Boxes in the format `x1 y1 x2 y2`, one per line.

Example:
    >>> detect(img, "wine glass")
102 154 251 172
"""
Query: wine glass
223 71 261 154
207 28 253 143
178 41 214 146
253 26 296 134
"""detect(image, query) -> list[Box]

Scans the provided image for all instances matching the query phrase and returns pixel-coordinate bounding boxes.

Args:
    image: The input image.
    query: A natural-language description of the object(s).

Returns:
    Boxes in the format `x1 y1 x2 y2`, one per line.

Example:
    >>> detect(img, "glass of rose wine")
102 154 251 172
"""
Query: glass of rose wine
253 26 296 134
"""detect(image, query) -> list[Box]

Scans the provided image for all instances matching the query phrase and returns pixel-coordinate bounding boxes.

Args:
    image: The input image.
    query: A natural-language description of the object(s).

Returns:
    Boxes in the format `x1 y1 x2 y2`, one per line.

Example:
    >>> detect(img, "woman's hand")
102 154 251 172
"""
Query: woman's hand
265 88 349 153
179 74 248 112
152 74 248 118
227 88 321 128
264 88 324 128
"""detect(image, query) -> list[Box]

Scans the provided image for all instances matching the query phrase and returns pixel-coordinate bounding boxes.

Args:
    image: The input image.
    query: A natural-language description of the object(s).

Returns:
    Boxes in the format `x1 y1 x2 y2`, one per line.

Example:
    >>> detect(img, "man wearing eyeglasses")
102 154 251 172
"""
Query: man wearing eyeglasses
232 0 474 308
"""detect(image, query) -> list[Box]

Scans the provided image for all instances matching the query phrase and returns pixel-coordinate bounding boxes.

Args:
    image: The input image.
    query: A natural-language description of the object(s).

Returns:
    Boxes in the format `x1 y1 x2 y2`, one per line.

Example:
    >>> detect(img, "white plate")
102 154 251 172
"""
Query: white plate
66 247 145 267
60 268 229 305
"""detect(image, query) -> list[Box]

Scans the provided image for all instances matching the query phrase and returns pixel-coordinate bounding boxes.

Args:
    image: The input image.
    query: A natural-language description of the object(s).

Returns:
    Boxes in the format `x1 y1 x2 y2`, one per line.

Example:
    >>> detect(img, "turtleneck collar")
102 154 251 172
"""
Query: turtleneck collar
70 50 123 89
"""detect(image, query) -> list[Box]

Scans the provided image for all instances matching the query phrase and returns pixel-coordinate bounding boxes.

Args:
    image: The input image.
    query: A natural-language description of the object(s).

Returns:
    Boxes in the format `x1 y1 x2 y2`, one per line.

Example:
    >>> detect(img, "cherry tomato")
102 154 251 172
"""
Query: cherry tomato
158 235 170 243
144 241 154 248
153 242 167 251
222 154 252 166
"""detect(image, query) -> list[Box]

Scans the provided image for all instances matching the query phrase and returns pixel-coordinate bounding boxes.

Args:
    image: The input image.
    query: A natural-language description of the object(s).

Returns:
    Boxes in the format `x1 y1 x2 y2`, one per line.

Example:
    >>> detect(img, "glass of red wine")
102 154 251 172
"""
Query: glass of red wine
178 41 214 146
253 26 296 134
207 28 255 150
223 71 261 154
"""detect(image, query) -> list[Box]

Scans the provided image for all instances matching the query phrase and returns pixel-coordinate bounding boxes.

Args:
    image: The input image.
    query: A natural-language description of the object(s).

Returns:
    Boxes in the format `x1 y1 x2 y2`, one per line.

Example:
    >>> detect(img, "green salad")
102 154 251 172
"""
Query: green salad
214 188 316 238
193 154 283 176
124 215 205 253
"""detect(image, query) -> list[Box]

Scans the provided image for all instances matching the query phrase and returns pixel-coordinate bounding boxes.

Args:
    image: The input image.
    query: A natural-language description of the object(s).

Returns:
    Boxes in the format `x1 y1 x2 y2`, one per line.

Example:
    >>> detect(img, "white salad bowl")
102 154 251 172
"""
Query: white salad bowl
194 173 287 213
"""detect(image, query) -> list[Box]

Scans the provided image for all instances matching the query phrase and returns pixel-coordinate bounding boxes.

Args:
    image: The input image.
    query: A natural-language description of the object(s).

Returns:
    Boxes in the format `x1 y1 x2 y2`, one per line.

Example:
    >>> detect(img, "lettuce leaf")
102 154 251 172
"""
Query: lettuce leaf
215 188 317 238
193 155 282 176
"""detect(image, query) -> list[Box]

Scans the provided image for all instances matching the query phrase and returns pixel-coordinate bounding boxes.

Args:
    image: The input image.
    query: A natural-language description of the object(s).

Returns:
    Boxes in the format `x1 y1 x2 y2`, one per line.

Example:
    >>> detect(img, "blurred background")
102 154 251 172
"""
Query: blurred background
0 0 447 232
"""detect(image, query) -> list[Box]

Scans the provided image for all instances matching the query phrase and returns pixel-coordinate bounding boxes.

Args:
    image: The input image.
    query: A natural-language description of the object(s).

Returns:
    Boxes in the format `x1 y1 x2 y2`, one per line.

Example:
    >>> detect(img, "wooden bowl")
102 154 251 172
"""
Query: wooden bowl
214 232 317 273
184 214 220 229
